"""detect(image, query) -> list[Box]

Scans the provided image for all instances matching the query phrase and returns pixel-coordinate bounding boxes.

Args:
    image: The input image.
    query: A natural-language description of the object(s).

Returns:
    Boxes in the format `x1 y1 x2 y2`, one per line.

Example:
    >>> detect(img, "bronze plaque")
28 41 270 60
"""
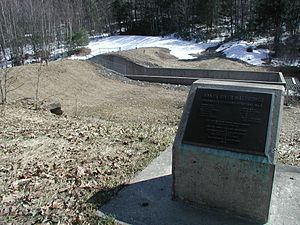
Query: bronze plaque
183 89 272 155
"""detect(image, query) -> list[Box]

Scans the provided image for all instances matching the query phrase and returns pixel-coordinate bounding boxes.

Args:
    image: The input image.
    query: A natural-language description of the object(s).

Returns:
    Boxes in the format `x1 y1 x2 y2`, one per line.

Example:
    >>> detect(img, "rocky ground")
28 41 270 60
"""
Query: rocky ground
0 53 299 224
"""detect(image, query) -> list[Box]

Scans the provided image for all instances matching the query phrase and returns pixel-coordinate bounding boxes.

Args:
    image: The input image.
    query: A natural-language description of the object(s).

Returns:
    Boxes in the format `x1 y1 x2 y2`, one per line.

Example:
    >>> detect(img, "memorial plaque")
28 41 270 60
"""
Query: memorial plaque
182 88 272 155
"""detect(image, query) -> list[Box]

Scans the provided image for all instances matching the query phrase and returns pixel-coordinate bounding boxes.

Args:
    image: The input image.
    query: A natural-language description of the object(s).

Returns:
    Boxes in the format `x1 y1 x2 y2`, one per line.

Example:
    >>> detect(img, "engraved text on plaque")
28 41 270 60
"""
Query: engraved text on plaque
182 89 272 155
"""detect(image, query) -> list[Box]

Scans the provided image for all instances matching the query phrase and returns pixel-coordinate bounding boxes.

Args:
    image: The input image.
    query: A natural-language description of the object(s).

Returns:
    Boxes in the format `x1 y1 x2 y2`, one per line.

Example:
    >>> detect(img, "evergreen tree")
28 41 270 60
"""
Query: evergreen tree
255 0 286 55
284 0 300 37
71 28 89 48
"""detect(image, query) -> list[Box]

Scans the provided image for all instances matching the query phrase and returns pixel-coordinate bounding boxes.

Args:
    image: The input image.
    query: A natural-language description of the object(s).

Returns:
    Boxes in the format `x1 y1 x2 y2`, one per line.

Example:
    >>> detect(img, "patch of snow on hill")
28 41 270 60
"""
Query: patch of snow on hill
216 41 270 66
70 35 221 60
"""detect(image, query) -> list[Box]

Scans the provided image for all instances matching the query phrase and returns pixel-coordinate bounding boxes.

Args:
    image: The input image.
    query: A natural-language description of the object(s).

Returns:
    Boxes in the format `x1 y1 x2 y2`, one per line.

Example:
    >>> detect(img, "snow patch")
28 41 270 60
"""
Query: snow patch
216 41 270 66
71 35 221 60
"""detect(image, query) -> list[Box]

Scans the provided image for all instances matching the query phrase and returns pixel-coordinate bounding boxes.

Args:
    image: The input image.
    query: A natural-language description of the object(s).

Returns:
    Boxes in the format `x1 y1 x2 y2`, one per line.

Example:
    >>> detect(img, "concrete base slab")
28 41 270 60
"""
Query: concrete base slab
98 147 300 225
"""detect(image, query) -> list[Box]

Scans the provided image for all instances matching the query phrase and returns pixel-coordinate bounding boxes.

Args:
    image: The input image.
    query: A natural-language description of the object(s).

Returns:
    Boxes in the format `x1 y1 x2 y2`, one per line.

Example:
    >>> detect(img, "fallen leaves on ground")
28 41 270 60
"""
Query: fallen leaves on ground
278 105 300 166
0 103 176 224
0 102 299 224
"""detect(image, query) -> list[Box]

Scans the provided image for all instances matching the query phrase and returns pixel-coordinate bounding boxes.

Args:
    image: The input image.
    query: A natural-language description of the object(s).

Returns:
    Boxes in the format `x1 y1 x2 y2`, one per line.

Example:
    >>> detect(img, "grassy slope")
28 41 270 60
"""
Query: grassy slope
8 60 187 122
112 47 269 71
0 60 188 224
0 57 299 224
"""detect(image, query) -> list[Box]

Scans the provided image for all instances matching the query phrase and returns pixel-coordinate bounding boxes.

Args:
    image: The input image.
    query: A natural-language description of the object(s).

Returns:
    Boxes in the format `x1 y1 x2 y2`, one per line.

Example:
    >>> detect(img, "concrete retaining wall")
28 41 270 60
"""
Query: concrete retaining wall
90 54 286 86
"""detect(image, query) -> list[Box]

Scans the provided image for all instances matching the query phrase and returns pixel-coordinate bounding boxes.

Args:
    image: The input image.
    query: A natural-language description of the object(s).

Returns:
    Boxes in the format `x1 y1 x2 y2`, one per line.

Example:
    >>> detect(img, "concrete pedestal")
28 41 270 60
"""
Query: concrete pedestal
173 144 275 223
172 80 284 223
98 147 300 225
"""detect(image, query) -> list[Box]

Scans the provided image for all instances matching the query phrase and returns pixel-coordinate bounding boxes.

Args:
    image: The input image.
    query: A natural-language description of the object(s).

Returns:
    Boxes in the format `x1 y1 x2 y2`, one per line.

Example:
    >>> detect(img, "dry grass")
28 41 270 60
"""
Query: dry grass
7 60 187 123
0 60 187 224
0 56 299 224
278 105 300 166
0 103 177 224
113 47 269 71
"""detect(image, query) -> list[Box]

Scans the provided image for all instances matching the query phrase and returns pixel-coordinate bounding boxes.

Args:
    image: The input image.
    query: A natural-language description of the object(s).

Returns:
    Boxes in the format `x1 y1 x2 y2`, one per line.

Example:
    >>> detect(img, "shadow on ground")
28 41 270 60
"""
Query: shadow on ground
89 175 263 225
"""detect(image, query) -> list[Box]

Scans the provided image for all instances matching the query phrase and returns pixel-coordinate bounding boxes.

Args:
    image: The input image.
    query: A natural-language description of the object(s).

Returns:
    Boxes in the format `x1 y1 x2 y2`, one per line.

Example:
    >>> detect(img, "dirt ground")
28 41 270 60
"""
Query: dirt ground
113 47 300 163
0 60 188 224
278 105 300 166
0 52 299 224
0 103 177 224
6 60 187 123
113 47 269 71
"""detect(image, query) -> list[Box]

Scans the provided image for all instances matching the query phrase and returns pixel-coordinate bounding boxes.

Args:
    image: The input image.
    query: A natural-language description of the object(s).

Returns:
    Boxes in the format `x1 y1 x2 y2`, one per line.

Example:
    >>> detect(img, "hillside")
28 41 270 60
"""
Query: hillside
0 59 299 224
6 60 187 122
0 60 188 224
111 47 269 71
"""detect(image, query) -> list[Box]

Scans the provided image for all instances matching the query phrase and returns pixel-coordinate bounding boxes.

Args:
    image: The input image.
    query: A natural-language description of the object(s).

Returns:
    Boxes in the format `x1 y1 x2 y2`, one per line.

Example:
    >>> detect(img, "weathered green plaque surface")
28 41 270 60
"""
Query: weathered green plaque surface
183 89 272 155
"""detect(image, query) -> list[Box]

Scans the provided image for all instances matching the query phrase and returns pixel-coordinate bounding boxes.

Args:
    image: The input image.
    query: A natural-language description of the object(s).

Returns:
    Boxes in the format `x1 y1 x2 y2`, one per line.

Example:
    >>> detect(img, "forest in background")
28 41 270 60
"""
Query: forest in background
0 0 299 66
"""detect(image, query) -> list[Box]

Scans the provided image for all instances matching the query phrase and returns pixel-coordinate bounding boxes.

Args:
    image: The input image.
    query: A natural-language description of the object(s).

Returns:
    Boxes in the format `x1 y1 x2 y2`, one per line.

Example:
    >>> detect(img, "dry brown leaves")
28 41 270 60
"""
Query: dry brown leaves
1 102 299 224
278 105 300 166
0 103 176 224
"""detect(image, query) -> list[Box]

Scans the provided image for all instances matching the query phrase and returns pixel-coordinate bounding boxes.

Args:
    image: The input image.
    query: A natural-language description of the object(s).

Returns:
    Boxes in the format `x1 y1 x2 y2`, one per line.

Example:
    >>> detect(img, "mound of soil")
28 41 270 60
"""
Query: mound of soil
6 60 187 123
76 47 91 56
113 47 268 71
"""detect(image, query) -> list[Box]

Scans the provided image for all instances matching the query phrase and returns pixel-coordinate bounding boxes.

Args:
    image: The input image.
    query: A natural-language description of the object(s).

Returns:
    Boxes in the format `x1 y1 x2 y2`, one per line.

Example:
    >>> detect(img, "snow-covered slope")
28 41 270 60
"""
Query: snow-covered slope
64 35 299 67
71 35 221 60
216 41 270 66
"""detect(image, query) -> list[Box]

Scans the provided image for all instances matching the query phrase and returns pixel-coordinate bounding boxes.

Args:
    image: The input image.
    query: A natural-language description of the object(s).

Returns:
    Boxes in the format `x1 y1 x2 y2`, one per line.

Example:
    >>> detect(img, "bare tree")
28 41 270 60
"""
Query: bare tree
0 67 23 104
